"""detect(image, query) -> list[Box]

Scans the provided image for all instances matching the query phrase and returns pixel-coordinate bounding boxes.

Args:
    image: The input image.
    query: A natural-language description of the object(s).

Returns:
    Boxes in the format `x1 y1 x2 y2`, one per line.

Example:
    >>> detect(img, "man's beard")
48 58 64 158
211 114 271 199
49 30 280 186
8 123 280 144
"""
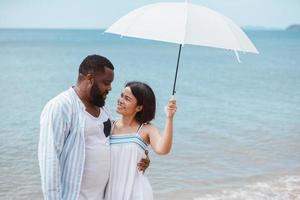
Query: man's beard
90 83 106 107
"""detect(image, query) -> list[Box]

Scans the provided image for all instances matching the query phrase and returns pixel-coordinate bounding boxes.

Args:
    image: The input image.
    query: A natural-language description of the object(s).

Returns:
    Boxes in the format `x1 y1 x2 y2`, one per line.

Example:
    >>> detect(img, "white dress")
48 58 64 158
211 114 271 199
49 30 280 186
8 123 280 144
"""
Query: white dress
105 125 153 200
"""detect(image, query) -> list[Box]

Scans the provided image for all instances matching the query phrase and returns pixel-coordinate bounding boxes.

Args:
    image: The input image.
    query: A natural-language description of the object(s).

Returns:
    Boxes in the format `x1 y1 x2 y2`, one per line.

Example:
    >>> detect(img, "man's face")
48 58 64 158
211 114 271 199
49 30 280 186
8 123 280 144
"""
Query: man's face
90 67 114 107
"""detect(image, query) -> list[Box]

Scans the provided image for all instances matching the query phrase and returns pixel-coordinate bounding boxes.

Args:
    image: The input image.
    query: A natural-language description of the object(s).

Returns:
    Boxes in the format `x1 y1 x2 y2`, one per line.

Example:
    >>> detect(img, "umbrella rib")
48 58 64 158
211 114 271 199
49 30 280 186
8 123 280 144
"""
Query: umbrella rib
224 17 258 54
222 16 243 53
218 15 245 62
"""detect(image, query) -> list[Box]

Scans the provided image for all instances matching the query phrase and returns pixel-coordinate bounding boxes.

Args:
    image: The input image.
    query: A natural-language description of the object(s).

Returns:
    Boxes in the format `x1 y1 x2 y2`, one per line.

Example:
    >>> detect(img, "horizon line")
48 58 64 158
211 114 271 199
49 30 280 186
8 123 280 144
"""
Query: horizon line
0 26 291 31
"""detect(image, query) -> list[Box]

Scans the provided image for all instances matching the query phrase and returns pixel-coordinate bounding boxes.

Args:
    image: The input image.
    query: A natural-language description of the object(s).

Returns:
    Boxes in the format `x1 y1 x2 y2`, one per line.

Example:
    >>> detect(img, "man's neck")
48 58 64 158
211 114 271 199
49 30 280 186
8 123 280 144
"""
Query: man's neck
74 85 100 117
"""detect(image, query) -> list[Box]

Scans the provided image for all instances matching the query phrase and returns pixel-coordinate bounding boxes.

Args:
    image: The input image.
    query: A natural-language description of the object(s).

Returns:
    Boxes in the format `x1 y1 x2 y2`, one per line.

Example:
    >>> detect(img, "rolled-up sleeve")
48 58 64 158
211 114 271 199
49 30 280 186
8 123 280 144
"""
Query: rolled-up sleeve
38 100 68 200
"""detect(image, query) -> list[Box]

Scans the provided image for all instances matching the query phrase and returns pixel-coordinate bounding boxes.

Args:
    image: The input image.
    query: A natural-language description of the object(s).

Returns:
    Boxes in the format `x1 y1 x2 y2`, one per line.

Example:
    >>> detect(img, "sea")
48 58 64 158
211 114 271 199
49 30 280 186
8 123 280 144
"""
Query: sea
0 29 299 200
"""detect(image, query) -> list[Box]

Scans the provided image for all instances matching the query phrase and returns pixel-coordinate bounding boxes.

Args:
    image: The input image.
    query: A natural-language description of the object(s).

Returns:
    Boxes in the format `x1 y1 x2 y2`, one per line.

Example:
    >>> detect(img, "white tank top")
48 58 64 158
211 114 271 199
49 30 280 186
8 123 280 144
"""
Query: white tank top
78 108 111 200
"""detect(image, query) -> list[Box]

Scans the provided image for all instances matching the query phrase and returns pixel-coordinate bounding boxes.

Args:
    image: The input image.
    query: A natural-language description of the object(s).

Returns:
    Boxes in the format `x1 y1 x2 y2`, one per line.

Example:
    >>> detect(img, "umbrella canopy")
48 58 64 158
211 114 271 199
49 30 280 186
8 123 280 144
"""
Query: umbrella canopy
105 1 259 95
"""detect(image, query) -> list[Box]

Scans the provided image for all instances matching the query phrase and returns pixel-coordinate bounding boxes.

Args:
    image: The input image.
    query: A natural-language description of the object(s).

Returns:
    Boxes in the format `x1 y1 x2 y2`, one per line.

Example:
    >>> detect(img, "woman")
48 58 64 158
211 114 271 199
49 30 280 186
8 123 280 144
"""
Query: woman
105 81 177 200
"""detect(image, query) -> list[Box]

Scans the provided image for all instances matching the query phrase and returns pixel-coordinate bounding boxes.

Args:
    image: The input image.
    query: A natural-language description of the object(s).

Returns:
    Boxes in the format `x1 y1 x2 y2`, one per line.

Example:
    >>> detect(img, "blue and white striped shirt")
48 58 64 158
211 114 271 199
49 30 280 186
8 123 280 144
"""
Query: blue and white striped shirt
38 87 111 200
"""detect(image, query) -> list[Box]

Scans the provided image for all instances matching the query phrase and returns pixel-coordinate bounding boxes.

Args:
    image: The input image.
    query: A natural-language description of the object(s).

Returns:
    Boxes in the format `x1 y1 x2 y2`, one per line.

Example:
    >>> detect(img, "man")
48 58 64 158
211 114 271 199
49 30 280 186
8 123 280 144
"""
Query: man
38 55 149 200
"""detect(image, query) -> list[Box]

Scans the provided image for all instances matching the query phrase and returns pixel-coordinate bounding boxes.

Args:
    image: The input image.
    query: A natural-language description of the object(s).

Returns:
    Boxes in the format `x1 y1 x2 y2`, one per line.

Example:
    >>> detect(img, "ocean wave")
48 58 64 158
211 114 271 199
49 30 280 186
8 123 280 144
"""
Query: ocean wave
194 176 300 200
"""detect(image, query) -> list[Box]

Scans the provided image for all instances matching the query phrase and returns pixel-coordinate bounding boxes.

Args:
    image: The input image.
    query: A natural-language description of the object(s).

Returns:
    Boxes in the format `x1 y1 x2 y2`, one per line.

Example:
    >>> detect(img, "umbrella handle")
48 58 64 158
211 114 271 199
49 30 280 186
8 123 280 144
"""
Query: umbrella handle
172 44 182 95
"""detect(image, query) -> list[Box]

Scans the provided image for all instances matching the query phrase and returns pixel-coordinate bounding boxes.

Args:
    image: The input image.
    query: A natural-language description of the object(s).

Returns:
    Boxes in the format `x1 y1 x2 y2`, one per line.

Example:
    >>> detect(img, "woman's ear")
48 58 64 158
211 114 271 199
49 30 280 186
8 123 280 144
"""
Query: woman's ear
136 105 143 112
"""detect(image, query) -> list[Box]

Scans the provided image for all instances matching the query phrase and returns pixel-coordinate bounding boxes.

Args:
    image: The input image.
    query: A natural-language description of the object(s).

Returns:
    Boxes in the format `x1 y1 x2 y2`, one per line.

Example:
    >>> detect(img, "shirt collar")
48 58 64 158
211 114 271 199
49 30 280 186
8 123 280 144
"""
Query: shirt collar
70 86 86 110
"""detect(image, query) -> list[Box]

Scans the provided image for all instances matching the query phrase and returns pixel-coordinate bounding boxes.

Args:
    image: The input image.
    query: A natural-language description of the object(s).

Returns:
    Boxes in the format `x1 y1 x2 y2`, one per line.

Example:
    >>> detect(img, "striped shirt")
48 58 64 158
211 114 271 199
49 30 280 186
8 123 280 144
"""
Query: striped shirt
38 87 111 200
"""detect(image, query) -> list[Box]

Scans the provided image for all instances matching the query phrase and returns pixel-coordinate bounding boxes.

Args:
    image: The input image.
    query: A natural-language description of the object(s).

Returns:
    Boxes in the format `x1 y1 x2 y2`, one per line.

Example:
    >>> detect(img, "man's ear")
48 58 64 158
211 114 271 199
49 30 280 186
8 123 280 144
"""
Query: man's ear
86 74 94 86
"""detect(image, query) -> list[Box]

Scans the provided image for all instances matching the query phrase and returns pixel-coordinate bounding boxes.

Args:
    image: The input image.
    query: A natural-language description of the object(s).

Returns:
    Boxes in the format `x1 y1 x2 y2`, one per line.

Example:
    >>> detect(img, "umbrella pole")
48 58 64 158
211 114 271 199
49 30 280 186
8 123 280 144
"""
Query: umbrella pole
172 44 182 95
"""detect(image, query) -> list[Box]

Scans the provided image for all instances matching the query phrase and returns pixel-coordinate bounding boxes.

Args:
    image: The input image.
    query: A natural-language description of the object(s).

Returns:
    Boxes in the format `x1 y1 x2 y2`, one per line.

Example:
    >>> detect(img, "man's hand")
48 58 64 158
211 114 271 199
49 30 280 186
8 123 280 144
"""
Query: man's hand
137 150 150 173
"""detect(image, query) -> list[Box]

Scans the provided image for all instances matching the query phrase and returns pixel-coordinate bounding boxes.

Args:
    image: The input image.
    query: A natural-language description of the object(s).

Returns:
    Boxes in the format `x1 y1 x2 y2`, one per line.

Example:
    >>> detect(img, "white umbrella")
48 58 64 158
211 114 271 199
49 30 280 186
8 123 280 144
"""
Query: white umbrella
105 1 259 95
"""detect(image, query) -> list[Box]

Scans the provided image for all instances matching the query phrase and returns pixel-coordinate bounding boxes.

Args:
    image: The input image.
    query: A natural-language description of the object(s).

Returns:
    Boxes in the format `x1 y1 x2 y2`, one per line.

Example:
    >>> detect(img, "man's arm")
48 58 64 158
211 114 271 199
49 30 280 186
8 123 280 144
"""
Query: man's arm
38 101 68 200
137 150 150 173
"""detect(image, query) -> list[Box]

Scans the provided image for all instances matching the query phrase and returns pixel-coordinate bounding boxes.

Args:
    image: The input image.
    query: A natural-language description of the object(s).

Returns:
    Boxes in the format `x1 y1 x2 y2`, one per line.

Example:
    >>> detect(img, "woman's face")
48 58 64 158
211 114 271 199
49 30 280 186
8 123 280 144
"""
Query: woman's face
117 86 142 116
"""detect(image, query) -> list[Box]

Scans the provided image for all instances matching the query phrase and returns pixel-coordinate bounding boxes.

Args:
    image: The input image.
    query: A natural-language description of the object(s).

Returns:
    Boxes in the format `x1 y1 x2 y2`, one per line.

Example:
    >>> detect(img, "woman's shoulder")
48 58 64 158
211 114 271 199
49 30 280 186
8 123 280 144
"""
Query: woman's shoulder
141 122 158 133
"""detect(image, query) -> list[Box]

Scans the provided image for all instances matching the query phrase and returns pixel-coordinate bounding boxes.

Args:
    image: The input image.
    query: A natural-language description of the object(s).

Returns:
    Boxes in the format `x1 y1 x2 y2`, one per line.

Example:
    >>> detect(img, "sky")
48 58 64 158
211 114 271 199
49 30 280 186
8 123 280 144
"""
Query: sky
0 0 299 29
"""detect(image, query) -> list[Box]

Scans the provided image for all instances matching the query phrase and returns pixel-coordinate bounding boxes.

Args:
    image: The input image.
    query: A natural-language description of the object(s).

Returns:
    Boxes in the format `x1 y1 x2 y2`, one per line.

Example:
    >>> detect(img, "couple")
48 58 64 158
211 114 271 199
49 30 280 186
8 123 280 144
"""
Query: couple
38 54 177 200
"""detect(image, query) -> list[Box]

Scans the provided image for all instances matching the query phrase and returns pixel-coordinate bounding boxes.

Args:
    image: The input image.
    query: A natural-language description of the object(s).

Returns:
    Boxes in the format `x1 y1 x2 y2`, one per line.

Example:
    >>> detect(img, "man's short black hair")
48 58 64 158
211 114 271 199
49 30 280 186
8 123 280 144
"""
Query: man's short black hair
125 81 156 124
78 55 114 80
